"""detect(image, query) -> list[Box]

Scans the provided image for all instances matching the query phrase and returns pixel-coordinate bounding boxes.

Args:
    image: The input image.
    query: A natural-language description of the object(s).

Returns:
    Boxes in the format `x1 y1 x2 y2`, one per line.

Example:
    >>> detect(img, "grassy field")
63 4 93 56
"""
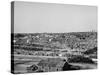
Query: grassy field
13 54 97 74
13 54 66 73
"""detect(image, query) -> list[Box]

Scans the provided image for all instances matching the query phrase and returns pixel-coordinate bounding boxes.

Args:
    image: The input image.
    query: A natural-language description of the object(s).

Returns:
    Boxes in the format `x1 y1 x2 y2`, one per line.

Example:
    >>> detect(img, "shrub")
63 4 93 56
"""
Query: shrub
68 56 95 64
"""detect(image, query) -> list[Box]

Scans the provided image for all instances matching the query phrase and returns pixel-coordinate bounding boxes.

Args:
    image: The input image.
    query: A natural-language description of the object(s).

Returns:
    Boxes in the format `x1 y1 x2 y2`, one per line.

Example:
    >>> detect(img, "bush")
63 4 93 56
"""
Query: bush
62 62 80 71
84 47 97 55
68 56 95 64
27 64 38 72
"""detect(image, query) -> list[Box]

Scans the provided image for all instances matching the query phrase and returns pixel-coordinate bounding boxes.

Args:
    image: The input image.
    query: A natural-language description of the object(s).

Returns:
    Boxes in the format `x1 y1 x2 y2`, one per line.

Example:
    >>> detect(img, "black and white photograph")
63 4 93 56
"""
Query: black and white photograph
11 1 97 74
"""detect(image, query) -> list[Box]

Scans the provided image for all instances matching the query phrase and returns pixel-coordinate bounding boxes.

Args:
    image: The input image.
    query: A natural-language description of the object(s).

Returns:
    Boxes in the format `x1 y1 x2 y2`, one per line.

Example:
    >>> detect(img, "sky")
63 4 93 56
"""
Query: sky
14 1 97 33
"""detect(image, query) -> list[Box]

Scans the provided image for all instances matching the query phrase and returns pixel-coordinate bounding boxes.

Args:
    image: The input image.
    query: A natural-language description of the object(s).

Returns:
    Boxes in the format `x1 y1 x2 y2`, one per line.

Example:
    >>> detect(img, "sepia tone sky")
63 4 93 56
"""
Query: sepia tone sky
14 1 97 33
